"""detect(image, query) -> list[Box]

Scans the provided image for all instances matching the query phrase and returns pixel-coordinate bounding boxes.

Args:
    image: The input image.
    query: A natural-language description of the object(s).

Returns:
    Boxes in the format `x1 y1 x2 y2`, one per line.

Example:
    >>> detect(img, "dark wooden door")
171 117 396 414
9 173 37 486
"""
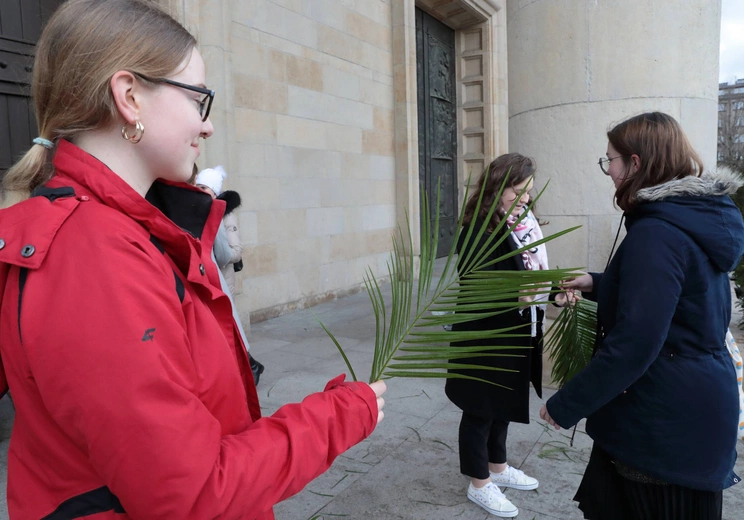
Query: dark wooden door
416 8 457 258
0 0 63 176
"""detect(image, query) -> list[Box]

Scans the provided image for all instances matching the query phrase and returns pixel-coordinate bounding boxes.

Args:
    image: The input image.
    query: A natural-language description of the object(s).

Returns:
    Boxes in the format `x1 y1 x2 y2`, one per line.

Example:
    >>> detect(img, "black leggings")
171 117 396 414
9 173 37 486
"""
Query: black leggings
458 412 509 479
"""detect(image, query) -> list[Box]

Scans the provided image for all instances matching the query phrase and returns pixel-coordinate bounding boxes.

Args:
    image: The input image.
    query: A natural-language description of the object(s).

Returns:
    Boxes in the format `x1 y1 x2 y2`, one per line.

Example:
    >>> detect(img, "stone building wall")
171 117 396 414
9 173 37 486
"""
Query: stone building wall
164 0 399 323
158 0 723 324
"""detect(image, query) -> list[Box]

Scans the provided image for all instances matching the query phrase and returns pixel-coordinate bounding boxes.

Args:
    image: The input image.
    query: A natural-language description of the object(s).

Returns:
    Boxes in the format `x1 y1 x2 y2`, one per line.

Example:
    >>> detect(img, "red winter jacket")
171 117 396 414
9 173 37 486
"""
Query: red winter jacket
0 140 377 519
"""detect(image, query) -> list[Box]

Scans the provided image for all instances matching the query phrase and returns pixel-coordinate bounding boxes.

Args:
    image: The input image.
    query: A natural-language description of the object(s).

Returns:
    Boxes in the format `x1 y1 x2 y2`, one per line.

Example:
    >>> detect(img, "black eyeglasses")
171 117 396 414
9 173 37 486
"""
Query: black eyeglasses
135 73 215 122
598 155 624 175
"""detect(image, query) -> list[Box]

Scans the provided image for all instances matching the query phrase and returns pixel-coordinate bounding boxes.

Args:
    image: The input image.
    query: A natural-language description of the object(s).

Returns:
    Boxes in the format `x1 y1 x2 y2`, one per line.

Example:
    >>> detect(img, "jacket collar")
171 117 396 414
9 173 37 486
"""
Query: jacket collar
635 166 744 203
48 140 225 259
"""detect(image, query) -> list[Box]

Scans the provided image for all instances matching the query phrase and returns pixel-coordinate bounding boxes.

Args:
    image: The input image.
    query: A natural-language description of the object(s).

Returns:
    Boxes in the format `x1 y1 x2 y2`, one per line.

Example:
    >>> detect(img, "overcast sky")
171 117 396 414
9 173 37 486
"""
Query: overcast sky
721 0 744 83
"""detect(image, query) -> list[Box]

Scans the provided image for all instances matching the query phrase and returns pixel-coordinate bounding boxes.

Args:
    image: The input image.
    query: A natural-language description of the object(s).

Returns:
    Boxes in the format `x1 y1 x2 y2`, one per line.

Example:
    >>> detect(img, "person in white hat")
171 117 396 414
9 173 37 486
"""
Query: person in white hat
196 165 264 384
195 165 241 292
195 165 226 198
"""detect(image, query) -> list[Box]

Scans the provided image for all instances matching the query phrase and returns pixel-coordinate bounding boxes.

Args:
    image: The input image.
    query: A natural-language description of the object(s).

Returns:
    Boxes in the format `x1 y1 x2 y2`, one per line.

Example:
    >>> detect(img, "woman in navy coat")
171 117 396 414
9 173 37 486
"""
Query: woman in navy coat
541 112 744 520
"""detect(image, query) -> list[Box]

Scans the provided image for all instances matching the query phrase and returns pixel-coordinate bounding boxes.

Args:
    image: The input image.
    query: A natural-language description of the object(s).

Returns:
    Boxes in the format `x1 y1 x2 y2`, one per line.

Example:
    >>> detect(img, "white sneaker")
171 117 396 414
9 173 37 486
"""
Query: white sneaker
467 482 519 518
490 465 539 491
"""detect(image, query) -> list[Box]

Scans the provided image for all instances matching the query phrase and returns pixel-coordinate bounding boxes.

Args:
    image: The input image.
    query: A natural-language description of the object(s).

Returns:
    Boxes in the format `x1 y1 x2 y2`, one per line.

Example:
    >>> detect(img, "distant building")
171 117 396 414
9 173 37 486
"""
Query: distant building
718 79 744 167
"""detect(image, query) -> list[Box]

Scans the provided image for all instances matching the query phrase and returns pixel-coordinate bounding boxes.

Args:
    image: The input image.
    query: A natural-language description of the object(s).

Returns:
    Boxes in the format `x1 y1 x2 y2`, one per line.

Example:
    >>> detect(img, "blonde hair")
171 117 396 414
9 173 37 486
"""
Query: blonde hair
1 0 195 207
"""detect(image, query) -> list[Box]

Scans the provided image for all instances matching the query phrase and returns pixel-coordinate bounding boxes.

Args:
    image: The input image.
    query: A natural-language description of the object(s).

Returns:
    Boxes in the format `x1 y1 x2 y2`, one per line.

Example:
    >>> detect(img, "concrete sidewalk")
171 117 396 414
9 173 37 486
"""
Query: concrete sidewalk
249 285 744 520
0 280 742 519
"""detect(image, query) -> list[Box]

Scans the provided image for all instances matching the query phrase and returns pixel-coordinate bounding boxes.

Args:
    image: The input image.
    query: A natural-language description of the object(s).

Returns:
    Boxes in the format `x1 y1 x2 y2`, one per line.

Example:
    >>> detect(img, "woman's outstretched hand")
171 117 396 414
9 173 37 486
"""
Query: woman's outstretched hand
539 404 560 430
369 380 387 424
562 273 593 292
554 288 579 307
554 273 594 306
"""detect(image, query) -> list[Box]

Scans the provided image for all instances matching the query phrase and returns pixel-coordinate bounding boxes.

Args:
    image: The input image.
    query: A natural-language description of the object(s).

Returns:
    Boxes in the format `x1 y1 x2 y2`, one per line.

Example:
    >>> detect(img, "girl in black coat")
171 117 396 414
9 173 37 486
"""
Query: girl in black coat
446 153 551 518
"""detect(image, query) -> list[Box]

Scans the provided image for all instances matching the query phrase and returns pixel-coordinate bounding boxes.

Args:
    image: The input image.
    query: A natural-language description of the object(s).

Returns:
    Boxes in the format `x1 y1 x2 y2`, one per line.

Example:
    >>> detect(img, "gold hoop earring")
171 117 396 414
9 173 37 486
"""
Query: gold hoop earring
121 119 145 144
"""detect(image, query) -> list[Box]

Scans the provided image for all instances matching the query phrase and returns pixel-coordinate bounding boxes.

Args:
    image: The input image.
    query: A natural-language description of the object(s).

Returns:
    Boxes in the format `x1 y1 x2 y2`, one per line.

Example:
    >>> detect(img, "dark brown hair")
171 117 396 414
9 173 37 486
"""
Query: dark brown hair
462 153 536 232
2 0 195 207
609 112 703 211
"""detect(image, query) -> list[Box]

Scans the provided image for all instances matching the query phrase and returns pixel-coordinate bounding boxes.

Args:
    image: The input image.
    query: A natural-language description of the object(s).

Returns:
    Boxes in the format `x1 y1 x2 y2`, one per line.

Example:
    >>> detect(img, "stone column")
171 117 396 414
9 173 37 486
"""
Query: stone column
506 0 722 272
392 0 421 257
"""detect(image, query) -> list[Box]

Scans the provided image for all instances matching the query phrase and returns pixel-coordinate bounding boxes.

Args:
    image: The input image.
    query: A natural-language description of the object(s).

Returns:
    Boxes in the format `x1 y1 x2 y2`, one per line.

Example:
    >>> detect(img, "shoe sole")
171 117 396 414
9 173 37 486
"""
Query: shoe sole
467 493 519 518
492 481 539 491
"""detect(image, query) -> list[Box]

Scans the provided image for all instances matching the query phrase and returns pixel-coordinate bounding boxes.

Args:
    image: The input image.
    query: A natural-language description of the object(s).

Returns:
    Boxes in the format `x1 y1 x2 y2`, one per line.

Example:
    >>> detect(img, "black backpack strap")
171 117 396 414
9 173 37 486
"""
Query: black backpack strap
42 486 125 519
15 187 79 343
17 267 28 343
149 236 185 303
31 186 76 202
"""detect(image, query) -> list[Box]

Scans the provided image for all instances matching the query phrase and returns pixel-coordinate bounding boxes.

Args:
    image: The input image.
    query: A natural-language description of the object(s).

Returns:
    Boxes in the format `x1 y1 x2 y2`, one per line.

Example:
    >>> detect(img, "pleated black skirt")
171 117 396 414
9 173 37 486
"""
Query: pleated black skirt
574 445 723 520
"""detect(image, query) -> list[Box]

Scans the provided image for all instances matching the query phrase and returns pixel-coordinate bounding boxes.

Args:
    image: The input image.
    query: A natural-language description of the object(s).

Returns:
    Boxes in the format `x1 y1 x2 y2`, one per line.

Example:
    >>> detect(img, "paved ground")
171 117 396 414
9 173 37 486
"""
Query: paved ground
248 286 744 520
0 277 743 519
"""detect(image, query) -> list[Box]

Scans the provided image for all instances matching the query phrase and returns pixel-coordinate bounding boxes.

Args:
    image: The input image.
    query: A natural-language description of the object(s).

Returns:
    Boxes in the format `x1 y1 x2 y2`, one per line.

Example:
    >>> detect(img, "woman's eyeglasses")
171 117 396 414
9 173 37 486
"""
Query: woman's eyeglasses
503 187 534 201
135 73 215 122
598 155 624 175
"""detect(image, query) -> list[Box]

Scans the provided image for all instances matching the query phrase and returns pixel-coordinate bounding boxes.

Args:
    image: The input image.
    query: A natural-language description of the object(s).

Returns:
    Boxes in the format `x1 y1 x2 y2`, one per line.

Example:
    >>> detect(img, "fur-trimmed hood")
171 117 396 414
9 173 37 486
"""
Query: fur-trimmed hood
635 166 744 202
216 190 241 215
629 166 744 273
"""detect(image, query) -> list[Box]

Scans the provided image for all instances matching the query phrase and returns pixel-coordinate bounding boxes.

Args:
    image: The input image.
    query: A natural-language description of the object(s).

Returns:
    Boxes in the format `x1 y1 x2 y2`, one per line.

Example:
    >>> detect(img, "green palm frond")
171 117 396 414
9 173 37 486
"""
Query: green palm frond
322 170 584 385
545 299 597 387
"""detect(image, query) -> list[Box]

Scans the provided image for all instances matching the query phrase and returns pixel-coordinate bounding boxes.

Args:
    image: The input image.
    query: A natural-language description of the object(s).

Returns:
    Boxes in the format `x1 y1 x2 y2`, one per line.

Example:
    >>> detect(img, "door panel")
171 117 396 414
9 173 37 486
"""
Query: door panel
0 0 64 176
0 2 24 40
0 96 11 168
416 8 458 258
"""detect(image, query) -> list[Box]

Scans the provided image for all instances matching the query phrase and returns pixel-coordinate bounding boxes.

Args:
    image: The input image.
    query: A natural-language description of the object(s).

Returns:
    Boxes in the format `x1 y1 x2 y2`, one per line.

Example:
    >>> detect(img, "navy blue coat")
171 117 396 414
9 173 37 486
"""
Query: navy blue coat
547 171 744 492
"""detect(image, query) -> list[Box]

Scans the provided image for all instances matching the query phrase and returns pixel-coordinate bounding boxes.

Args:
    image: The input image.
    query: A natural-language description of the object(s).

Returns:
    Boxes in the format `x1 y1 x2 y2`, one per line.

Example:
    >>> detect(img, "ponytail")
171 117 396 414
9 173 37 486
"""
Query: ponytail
1 141 54 208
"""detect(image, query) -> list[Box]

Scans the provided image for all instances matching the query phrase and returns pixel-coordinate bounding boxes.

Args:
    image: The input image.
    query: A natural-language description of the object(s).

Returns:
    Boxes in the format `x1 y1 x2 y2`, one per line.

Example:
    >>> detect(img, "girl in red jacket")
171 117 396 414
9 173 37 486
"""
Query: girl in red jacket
0 1 384 518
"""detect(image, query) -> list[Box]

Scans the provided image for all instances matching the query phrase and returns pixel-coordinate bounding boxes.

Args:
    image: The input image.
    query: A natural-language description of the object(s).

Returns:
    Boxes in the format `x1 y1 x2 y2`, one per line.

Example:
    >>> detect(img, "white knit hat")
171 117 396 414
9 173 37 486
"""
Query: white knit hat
195 165 227 195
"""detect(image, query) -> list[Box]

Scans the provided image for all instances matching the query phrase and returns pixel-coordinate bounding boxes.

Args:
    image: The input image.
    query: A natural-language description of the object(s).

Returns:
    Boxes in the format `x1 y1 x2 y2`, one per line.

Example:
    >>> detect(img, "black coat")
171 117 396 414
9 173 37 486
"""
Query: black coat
445 222 543 424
